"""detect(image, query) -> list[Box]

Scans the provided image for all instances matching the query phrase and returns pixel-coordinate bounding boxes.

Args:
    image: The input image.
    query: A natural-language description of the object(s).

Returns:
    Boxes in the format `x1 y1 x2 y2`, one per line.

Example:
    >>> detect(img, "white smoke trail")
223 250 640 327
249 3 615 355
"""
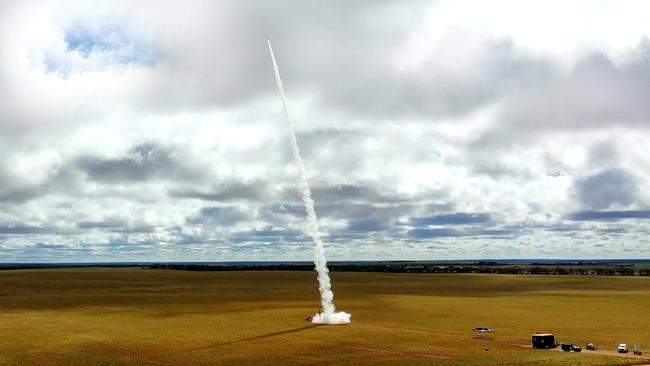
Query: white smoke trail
267 37 351 325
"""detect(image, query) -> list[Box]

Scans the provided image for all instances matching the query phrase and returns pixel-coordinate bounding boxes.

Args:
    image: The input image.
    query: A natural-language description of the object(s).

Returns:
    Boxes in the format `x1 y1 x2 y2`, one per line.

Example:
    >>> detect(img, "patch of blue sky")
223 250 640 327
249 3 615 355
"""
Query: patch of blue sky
65 30 116 57
43 55 65 74
46 20 159 76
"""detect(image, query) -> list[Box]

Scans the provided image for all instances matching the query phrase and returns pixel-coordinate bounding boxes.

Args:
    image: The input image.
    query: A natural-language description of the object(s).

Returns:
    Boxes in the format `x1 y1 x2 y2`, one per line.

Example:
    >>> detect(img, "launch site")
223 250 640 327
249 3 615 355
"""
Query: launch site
1 1 649 365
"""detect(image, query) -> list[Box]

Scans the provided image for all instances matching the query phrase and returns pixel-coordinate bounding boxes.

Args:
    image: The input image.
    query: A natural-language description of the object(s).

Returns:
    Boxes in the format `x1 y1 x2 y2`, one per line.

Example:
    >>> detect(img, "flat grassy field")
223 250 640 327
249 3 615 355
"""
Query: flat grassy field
1 268 649 365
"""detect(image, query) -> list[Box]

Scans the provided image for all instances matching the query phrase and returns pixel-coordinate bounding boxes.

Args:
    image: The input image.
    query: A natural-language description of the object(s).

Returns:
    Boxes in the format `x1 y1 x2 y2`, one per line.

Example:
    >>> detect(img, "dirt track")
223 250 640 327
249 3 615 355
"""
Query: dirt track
514 343 650 364
551 346 650 364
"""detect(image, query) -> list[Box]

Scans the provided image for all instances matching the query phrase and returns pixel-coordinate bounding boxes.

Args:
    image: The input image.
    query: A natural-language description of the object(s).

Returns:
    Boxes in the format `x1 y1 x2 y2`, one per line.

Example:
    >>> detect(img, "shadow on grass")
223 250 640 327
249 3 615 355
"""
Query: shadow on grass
159 324 322 357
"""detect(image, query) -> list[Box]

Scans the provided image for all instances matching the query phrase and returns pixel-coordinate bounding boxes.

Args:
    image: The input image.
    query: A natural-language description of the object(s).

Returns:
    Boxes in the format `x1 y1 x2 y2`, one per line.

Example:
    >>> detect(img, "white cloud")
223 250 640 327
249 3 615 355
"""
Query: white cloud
1 0 649 261
403 0 650 68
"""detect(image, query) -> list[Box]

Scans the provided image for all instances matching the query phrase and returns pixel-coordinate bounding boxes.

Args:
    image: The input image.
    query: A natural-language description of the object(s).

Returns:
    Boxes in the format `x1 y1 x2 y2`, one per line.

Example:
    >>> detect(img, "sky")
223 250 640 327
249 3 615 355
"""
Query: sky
1 0 650 262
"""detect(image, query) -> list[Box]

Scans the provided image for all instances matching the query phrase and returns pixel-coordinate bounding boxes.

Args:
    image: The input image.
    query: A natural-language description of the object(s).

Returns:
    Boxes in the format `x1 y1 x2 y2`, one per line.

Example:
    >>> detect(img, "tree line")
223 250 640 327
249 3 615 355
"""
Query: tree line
148 263 650 276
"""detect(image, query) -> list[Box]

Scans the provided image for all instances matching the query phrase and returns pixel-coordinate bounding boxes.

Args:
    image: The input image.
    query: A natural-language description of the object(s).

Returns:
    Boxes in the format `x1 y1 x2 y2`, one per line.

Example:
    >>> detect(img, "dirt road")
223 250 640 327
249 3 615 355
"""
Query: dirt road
553 346 650 364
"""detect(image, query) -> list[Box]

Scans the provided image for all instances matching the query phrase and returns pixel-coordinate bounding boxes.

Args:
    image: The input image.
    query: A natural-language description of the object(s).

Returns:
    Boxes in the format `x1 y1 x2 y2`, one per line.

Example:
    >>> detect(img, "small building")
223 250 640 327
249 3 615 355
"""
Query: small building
532 333 556 349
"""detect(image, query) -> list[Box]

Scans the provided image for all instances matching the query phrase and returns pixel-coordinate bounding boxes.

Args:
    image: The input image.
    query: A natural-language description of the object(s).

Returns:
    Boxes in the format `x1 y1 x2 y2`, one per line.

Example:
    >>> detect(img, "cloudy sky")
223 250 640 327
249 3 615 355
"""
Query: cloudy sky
2 0 650 262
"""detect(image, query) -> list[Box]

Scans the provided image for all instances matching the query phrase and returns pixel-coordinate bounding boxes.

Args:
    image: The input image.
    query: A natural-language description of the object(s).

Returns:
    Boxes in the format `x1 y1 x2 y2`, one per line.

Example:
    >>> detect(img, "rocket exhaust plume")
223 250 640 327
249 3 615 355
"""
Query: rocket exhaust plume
267 37 351 325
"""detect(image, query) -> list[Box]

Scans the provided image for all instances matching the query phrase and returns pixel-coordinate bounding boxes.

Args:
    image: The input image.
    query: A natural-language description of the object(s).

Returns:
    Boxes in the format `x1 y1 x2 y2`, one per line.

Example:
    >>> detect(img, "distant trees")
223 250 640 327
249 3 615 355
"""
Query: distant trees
148 263 650 276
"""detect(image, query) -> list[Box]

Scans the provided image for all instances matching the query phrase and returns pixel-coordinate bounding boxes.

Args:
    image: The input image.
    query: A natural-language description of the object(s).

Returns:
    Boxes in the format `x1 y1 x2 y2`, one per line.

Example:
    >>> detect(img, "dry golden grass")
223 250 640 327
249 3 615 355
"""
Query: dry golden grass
1 268 649 365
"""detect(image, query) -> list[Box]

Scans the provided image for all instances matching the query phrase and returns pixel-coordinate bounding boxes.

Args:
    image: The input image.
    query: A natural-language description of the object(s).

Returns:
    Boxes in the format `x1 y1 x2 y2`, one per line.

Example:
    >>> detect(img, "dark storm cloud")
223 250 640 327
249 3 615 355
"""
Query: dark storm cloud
545 225 578 233
77 219 155 233
0 168 37 203
0 163 80 204
77 218 127 229
347 217 391 232
597 227 628 234
76 143 196 183
270 181 421 225
32 243 67 249
0 185 44 204
189 206 251 226
408 227 517 239
453 42 650 164
466 151 534 179
0 224 49 234
317 38 555 120
259 203 308 225
588 139 620 167
497 41 650 133
317 202 416 220
263 203 306 219
164 227 203 245
566 210 650 221
229 226 309 244
408 228 459 238
171 181 267 202
295 128 359 156
311 184 408 204
410 212 491 226
574 168 638 210
261 201 431 234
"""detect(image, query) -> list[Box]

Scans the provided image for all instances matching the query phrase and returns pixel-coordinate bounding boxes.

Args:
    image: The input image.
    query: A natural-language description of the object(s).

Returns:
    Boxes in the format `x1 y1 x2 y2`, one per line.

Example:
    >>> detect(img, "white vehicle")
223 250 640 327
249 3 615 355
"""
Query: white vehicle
618 344 628 353
473 327 495 334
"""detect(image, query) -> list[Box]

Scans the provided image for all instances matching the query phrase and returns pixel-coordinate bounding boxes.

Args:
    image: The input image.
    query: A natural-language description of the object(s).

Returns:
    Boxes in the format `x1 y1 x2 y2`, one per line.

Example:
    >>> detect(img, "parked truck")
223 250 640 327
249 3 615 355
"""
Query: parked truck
532 333 556 349
561 343 582 352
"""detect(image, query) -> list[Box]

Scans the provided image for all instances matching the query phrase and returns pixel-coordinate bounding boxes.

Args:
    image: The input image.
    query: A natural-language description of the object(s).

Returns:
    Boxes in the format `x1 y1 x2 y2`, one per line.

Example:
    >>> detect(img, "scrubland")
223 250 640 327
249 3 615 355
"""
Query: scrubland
1 268 649 365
